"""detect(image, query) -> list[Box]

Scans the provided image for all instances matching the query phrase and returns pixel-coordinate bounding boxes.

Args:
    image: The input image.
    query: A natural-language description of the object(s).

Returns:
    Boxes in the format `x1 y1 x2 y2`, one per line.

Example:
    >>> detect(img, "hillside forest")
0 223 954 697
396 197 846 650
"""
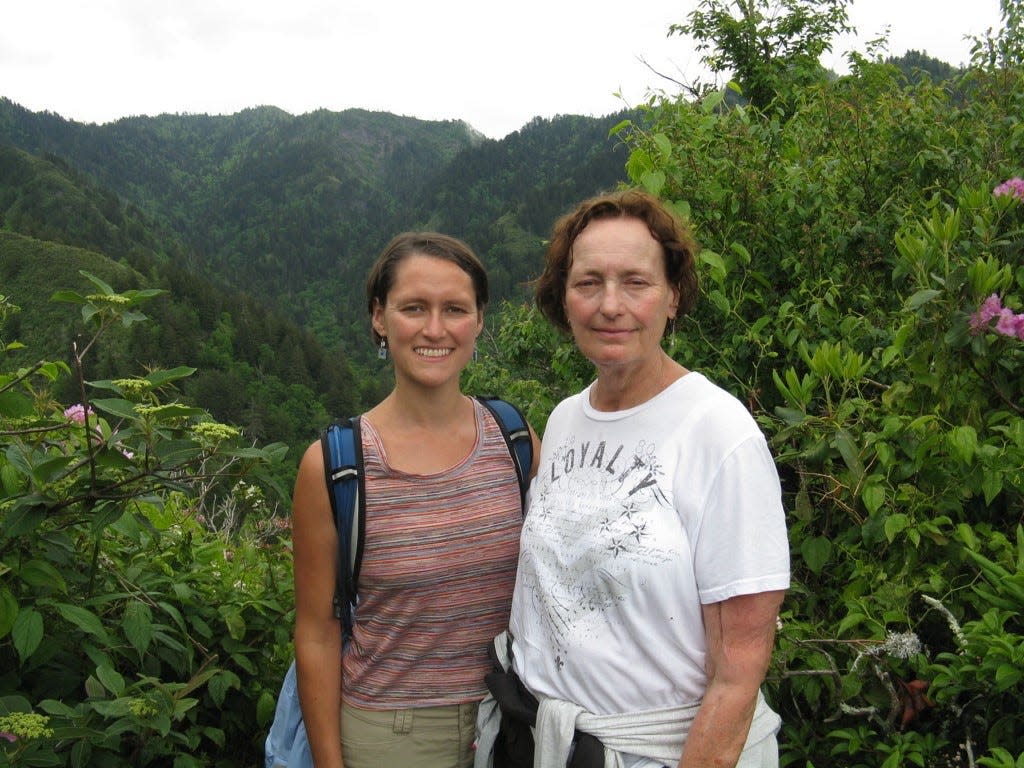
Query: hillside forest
2 0 1024 765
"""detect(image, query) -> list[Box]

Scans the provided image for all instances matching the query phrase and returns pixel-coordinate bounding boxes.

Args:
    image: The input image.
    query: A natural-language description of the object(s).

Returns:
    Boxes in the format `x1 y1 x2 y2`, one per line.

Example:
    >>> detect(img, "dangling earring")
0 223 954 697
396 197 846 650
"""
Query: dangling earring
378 337 389 360
472 345 479 362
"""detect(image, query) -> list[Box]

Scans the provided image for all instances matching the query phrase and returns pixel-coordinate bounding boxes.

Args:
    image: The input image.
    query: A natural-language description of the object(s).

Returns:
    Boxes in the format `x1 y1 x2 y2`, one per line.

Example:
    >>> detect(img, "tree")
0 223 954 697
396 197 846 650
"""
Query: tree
971 0 1024 69
671 0 853 109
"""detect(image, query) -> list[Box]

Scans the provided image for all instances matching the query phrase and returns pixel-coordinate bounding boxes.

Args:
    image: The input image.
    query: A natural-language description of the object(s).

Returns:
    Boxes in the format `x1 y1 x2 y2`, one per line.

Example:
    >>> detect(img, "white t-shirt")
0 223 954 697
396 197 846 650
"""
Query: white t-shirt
510 372 790 716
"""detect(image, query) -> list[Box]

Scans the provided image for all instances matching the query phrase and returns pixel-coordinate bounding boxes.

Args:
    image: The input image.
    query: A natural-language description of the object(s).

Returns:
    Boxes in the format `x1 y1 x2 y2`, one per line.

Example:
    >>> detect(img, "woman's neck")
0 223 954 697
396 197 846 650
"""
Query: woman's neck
589 353 688 412
369 381 470 429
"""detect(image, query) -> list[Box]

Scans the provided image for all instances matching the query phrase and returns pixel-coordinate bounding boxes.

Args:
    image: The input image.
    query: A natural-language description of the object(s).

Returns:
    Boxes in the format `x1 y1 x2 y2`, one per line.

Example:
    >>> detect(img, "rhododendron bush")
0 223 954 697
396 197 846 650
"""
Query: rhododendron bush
471 35 1024 768
1 277 293 766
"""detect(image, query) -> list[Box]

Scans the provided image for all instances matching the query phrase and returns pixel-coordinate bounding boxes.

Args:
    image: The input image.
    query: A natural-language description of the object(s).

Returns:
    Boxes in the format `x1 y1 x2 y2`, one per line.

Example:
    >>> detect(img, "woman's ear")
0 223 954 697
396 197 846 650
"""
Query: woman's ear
371 298 386 338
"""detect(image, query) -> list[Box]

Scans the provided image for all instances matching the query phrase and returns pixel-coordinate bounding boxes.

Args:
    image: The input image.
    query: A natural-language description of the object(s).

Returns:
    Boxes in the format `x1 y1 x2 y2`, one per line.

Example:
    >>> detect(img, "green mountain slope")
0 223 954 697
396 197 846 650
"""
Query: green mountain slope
0 98 631 360
0 145 362 456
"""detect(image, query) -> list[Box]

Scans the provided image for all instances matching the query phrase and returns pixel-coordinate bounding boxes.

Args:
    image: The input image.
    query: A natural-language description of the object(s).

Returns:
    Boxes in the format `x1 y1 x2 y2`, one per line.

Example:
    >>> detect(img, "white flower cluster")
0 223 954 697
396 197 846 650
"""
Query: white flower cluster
881 630 923 660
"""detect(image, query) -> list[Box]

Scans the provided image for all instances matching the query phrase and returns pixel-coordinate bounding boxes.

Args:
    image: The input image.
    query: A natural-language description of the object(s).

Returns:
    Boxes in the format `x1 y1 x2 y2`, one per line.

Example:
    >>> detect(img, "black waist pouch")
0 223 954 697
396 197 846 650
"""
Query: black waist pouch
484 642 604 768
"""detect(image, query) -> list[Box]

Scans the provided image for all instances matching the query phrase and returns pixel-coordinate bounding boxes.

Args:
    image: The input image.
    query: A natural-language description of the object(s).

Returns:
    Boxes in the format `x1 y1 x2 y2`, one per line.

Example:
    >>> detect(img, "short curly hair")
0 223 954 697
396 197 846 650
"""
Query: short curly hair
535 189 699 336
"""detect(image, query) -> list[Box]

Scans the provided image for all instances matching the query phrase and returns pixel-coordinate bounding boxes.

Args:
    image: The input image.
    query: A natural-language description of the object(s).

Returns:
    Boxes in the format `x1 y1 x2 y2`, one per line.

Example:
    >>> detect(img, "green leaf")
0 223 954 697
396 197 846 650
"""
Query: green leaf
906 288 942 310
222 609 246 642
698 249 727 275
208 670 239 708
12 607 43 662
80 270 116 295
832 429 865 482
91 500 127 532
994 662 1021 690
955 522 979 550
947 425 978 464
652 132 672 161
801 536 832 574
123 601 153 657
837 611 866 636
0 390 34 418
52 603 111 643
1 501 46 538
883 513 910 543
38 699 79 717
729 241 752 265
607 118 631 137
0 587 18 638
18 559 68 594
144 366 197 387
96 664 126 696
701 89 725 113
90 697 132 717
794 487 813 522
49 289 87 304
148 404 207 420
981 470 1003 505
1 463 25 495
256 690 277 727
861 483 885 515
774 406 807 425
91 397 141 420
708 289 730 314
640 169 666 196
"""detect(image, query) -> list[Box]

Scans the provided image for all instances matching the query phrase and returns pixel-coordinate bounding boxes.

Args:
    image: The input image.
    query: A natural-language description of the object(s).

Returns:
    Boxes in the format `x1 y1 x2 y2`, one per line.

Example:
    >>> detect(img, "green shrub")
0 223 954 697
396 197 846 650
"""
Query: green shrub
1 278 292 765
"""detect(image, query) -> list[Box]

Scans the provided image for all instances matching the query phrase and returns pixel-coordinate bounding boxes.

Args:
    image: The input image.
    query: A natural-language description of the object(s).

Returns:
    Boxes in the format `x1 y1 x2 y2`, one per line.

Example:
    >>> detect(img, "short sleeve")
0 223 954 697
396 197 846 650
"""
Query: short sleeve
693 434 790 604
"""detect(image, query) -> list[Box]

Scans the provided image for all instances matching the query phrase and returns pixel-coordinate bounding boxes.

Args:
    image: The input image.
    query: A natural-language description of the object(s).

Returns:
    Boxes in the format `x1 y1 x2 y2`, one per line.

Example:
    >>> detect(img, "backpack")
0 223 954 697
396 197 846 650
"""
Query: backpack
265 396 533 768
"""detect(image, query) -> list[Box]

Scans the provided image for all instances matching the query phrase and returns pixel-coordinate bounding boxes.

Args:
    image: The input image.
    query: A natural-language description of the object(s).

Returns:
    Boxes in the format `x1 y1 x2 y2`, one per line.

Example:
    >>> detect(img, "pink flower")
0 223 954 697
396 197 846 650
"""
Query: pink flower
969 294 1004 333
993 308 1024 339
996 308 1018 336
994 177 1024 199
0 731 15 743
63 404 95 424
969 294 1024 339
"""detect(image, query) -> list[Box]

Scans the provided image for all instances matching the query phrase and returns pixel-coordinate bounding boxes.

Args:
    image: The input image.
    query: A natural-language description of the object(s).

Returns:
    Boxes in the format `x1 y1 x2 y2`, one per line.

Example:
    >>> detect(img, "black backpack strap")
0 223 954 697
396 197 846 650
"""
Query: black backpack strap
475 396 532 510
320 416 364 640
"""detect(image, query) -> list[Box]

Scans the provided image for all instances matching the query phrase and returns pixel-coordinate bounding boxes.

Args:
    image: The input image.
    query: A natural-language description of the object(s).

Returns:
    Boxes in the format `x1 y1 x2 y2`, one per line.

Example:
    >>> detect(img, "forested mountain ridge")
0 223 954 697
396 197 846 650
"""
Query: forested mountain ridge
0 98 632 457
0 98 480 288
0 143 360 460
0 98 632 354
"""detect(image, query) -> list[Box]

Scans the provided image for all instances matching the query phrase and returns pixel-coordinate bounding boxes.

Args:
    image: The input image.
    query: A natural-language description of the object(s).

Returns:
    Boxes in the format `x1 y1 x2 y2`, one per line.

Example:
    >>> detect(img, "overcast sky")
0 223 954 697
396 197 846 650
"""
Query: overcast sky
1 0 1004 139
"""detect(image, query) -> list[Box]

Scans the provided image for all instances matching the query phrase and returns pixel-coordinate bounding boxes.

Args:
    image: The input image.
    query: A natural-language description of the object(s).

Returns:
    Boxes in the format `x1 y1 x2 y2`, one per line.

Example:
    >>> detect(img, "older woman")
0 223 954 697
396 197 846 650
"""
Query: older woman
488 190 789 768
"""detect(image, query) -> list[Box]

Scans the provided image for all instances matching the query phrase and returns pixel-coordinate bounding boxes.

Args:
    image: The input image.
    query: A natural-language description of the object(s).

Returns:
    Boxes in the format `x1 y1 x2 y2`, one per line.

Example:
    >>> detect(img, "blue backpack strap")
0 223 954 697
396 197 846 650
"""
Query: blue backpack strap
475 396 532 509
320 417 364 641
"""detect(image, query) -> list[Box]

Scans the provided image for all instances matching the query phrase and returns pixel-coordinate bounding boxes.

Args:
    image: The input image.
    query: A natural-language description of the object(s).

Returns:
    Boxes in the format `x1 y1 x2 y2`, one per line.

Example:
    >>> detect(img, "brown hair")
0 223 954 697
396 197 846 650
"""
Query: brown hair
366 232 488 344
535 189 699 336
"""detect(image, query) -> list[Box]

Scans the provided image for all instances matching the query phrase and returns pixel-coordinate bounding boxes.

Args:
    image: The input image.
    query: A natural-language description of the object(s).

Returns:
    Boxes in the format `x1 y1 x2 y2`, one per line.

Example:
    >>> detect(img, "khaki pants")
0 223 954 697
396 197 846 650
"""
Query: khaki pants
341 699 478 768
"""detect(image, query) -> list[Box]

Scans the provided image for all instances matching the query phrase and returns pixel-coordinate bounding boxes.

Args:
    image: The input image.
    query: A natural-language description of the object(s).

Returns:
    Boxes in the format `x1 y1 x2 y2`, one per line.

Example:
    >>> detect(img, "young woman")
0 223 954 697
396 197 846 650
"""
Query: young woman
485 190 789 768
292 232 539 768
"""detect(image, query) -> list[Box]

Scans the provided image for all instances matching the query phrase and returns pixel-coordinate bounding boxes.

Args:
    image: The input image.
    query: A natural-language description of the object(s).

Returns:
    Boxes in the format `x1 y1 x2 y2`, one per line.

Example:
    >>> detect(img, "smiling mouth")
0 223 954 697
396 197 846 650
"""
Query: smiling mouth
415 347 452 358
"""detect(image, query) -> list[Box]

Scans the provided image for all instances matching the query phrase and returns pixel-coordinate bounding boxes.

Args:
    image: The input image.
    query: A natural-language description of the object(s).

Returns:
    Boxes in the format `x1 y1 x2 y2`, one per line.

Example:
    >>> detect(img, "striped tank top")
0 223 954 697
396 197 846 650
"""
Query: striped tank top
341 398 523 709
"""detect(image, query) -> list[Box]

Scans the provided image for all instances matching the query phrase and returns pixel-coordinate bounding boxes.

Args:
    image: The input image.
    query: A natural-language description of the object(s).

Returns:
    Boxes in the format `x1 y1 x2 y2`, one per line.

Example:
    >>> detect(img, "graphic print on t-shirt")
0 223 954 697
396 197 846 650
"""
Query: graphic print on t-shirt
520 432 685 664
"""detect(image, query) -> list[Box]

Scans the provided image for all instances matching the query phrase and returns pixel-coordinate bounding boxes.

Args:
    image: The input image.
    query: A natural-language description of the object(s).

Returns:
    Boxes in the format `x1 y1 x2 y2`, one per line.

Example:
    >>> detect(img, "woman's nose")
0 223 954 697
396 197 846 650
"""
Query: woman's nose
598 282 624 314
423 309 445 336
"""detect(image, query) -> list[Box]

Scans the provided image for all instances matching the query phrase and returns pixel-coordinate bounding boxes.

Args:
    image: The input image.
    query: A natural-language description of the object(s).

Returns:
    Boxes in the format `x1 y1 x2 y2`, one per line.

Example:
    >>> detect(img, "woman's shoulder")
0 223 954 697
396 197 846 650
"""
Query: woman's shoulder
666 373 765 446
